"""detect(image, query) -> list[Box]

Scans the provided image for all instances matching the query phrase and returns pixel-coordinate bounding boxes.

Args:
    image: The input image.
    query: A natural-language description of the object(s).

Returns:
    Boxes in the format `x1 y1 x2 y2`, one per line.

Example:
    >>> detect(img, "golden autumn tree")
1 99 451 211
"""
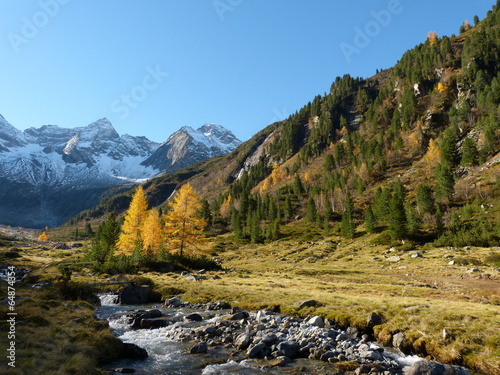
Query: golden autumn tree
424 138 441 167
163 183 207 257
141 209 163 258
38 227 49 242
427 31 438 45
116 186 148 255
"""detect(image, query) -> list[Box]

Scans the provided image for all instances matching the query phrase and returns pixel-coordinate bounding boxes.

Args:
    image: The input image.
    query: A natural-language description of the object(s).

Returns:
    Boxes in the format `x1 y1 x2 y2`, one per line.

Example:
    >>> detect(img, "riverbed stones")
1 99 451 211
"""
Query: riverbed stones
405 360 470 375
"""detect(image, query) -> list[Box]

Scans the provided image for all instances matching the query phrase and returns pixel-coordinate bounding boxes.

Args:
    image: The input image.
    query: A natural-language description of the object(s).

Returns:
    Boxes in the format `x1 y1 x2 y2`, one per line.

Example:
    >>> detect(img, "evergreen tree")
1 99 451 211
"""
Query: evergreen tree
88 213 120 265
341 192 355 238
435 163 455 202
231 208 244 238
306 197 317 223
293 174 304 196
200 199 213 222
389 180 407 239
284 195 293 220
164 183 208 257
117 186 148 255
405 201 419 235
416 184 435 214
85 222 93 237
461 137 479 166
249 212 262 243
364 205 376 234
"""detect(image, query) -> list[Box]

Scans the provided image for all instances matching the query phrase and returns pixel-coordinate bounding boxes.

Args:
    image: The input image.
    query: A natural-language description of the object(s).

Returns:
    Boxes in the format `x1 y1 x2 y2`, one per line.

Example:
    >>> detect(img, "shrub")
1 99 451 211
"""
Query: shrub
434 220 500 247
485 253 500 267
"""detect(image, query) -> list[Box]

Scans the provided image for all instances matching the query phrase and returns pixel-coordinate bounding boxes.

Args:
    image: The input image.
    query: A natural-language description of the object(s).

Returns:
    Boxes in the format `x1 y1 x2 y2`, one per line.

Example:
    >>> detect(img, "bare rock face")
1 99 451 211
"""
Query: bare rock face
141 124 241 173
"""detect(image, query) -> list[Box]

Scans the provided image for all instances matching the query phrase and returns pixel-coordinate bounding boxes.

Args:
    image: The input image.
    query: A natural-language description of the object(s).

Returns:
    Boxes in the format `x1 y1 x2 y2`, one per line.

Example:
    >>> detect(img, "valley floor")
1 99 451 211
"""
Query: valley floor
1 230 499 374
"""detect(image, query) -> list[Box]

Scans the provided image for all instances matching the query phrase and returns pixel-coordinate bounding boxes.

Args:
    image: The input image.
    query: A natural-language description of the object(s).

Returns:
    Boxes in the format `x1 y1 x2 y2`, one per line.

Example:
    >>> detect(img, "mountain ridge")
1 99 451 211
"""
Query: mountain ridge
0 117 240 228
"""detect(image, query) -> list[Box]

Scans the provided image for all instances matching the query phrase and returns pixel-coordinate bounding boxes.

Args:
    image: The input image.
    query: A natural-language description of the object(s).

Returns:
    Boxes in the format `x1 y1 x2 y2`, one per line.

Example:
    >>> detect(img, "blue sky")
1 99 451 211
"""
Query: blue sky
0 0 495 143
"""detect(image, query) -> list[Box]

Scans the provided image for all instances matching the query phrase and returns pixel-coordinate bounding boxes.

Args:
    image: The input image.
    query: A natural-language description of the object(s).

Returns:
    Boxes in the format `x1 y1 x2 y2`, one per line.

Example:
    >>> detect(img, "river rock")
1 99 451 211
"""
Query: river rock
307 316 324 328
276 341 299 359
118 285 150 305
235 331 251 349
392 331 405 349
190 341 208 354
113 369 136 374
140 318 169 329
366 312 383 327
294 300 321 309
262 356 287 367
184 313 203 322
122 343 148 360
129 309 163 328
405 360 470 375
387 255 402 262
206 301 231 310
222 311 249 321
165 296 182 307
247 343 267 358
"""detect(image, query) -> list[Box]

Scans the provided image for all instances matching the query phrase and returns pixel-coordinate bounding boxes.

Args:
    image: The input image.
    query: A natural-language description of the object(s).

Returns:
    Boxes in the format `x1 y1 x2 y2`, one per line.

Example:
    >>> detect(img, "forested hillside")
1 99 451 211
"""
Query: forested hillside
75 2 500 249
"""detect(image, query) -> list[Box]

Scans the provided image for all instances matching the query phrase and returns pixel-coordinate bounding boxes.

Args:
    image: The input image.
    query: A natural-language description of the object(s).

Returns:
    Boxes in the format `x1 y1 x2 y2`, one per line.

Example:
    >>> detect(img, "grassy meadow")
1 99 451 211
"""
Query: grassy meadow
0 226 499 374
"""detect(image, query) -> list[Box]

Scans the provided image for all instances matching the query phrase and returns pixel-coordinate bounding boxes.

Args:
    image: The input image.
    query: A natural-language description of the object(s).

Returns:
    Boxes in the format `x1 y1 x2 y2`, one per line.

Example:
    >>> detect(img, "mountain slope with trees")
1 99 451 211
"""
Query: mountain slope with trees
78 2 500 250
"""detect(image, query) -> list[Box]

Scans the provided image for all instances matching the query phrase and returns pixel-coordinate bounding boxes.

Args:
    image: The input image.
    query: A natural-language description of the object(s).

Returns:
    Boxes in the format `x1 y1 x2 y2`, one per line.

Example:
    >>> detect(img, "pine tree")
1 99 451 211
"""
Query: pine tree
85 222 93 237
389 180 407 239
364 205 376 234
142 209 163 258
405 201 419 235
306 197 317 223
435 163 455 202
284 195 293 220
461 137 479 166
117 186 148 255
88 213 120 265
416 184 435 214
341 192 355 238
163 183 208 257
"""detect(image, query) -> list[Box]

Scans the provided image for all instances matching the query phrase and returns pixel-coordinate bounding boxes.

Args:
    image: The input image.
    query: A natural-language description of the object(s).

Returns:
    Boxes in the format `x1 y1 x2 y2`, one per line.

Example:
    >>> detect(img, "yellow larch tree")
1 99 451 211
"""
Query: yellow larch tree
424 138 441 167
141 209 163 258
116 186 148 255
38 227 49 242
163 183 207 257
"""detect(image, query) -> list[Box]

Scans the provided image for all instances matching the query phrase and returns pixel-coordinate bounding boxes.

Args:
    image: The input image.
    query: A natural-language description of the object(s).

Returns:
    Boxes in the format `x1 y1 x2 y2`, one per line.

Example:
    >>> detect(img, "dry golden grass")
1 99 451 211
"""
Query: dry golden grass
2 230 499 374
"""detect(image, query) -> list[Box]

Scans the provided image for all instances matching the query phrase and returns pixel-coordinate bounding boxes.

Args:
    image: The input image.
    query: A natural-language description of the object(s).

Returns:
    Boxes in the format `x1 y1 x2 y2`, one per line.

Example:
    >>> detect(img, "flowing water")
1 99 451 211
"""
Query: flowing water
95 295 426 375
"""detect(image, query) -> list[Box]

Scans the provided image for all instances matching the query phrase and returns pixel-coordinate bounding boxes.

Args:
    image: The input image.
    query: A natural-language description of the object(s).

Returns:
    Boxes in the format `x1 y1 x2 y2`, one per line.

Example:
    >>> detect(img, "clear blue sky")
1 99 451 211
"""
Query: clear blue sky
0 0 495 143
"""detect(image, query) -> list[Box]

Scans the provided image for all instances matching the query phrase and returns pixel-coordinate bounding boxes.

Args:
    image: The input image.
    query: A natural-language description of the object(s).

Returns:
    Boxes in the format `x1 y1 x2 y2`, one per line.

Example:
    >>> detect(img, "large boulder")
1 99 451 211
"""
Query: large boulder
122 343 148 360
118 285 150 305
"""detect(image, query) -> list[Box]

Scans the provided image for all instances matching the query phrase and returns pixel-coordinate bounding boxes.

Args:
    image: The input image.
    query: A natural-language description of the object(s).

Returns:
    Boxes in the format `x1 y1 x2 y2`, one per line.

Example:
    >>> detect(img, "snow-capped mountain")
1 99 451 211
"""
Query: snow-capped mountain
0 115 240 228
142 124 241 173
